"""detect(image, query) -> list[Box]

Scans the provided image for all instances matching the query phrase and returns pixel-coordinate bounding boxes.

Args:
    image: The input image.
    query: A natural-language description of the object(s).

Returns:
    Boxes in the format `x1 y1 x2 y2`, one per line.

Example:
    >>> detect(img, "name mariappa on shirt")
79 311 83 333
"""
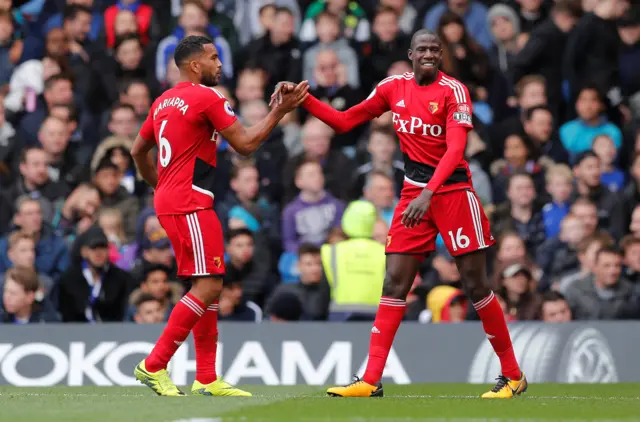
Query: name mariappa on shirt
153 96 189 119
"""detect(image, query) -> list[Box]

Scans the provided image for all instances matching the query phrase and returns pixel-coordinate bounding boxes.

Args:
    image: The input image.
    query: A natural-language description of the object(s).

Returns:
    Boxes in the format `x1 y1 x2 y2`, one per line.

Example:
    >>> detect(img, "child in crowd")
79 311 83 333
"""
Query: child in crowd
542 164 573 238
592 135 625 192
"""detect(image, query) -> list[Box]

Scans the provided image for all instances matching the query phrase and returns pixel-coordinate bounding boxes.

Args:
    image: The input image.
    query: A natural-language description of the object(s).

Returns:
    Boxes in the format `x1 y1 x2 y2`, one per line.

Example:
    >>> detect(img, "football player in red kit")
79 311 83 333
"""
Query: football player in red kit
271 30 527 399
130 36 309 397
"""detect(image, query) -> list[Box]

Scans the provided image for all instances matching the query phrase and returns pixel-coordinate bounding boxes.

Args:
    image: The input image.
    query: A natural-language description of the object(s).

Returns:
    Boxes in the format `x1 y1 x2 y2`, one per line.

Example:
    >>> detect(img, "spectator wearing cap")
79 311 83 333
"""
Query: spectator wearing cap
563 245 639 320
0 196 69 283
92 157 140 242
218 276 262 323
424 0 493 51
539 290 572 322
560 85 623 159
126 264 182 321
570 151 625 240
132 293 165 324
493 261 542 320
267 243 330 321
58 225 131 322
486 4 520 107
1 267 59 323
321 200 385 319
224 228 273 307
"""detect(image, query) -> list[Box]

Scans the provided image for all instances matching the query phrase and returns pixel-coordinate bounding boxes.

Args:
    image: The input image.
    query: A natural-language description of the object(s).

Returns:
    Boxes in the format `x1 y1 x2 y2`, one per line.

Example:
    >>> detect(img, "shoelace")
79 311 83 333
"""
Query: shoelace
347 375 365 387
490 375 509 393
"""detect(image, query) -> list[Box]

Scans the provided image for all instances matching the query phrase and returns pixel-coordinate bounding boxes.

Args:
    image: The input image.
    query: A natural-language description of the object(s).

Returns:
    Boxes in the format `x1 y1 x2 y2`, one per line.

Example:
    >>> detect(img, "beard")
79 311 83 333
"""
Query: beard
201 72 220 87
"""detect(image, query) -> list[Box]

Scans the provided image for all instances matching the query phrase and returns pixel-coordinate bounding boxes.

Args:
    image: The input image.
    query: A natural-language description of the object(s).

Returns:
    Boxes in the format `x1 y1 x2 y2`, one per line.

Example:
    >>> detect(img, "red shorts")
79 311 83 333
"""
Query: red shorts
386 182 495 258
158 209 225 278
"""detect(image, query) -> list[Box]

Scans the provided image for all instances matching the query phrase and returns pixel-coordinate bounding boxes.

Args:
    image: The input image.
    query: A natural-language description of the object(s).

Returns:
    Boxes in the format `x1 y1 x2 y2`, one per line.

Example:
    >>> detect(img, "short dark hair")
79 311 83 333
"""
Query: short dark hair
174 35 213 67
44 74 72 92
114 34 142 52
370 125 396 140
578 83 604 103
275 6 294 17
552 0 583 18
134 293 162 309
596 245 623 262
410 29 440 49
230 159 257 180
20 146 46 163
226 228 253 243
50 103 78 123
110 102 136 119
577 232 614 254
542 291 568 304
376 5 398 18
507 170 533 188
118 78 147 95
574 150 599 166
620 234 640 254
63 4 91 22
524 105 552 121
142 264 171 283
298 243 321 257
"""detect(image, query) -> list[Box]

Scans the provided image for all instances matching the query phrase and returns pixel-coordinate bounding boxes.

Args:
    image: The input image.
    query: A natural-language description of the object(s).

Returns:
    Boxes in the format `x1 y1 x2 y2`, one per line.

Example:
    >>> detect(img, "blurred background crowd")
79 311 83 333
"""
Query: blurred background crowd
0 0 639 325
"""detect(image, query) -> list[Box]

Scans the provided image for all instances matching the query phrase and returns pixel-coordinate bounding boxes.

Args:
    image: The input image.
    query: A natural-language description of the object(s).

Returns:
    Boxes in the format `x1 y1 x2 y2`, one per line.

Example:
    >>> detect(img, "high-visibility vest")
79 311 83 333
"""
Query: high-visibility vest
321 238 385 307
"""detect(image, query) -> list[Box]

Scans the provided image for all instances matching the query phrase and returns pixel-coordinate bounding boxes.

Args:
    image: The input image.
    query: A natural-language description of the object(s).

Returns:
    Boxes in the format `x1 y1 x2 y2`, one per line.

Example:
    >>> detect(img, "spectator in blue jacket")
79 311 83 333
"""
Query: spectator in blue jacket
424 0 493 50
560 84 623 160
0 196 69 282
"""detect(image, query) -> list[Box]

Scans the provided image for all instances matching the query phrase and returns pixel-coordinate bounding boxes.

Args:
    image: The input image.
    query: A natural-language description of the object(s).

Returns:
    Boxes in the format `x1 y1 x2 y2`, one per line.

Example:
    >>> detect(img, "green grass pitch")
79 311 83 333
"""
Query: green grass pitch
1 384 639 422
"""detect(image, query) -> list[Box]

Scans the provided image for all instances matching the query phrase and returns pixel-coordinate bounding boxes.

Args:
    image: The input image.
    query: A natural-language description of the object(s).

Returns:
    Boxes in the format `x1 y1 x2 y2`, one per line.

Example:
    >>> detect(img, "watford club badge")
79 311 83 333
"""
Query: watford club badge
429 102 439 114
213 257 222 268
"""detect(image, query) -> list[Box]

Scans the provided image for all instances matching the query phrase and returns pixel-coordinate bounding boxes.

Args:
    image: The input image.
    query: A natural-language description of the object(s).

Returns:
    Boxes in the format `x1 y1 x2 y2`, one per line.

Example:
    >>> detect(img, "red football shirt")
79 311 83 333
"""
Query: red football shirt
361 71 474 193
139 82 237 215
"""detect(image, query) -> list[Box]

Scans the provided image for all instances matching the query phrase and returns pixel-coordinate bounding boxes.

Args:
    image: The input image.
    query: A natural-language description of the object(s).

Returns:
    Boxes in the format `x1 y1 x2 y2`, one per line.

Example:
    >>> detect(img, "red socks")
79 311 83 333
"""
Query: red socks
146 293 205 372
362 297 406 385
473 291 521 380
192 301 219 384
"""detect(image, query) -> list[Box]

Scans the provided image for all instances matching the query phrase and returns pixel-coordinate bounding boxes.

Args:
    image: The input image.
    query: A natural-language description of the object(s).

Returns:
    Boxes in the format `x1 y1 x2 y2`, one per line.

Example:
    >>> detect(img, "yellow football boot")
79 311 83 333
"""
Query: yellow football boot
191 377 252 397
134 360 185 396
481 372 528 398
327 376 383 397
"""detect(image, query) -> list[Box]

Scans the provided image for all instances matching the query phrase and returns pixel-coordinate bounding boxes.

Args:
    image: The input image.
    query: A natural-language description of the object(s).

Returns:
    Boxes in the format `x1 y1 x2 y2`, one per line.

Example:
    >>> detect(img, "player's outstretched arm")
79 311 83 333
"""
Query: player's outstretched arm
270 82 379 134
220 81 309 156
131 134 158 189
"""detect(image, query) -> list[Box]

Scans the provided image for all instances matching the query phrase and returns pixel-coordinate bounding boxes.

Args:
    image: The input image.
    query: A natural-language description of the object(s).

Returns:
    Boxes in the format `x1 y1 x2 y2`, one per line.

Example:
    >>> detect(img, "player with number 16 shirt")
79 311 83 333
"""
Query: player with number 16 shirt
273 29 527 399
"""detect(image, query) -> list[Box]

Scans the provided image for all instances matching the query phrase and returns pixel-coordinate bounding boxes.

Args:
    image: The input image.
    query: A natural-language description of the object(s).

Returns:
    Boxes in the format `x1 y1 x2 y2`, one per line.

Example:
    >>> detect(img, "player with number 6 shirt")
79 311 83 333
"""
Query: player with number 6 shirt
271 29 527 399
130 35 309 397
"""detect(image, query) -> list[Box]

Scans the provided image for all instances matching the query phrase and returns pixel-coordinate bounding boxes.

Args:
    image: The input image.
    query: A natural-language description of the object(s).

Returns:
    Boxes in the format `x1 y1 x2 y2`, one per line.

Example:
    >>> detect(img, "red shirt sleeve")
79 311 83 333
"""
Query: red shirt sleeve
301 79 391 134
139 111 155 141
201 90 237 131
444 82 474 131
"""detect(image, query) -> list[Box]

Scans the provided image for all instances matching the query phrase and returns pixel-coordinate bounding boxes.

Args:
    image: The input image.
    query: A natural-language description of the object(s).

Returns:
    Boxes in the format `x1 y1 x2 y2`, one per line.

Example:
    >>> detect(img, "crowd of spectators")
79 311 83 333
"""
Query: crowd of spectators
0 0 639 325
